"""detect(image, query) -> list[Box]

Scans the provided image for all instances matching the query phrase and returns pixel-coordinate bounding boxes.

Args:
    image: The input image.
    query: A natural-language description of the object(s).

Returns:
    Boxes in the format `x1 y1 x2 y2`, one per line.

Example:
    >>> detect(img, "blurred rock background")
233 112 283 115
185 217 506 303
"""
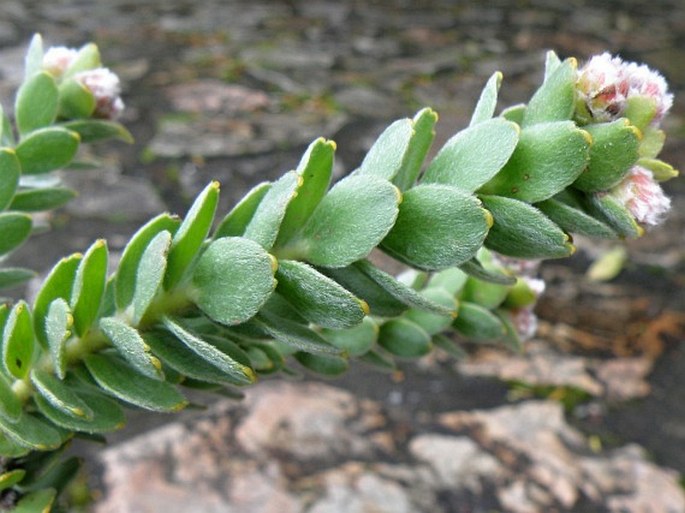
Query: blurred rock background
1 0 684 511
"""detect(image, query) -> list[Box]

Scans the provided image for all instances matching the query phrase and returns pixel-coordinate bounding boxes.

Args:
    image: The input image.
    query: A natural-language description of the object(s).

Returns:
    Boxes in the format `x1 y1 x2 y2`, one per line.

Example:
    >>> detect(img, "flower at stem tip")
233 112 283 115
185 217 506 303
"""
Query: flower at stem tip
605 165 671 227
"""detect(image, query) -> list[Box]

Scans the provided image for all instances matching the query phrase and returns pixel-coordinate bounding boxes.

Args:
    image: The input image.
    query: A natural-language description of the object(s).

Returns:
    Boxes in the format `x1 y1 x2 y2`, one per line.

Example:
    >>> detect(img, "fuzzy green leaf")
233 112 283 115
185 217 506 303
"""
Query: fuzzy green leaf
382 184 491 270
276 260 366 329
427 267 468 295
0 373 21 423
285 175 401 267
638 158 679 182
23 34 44 80
543 50 562 82
70 240 108 337
470 72 503 126
522 57 577 126
131 230 172 325
422 118 519 192
359 349 396 372
623 95 657 131
9 187 76 212
2 301 35 379
84 353 187 412
0 412 63 451
460 276 511 309
356 118 414 181
214 182 271 239
453 302 507 340
585 192 643 239
480 121 591 203
30 369 93 419
61 119 133 143
294 352 349 376
459 258 517 285
99 317 161 379
480 195 574 259
0 148 21 210
0 212 32 257
537 197 617 239
0 468 26 492
192 237 276 326
378 318 432 358
44 298 72 380
254 311 340 355
15 71 59 135
404 288 457 335
393 108 438 191
501 104 526 124
16 127 80 175
321 317 378 356
63 43 101 77
58 78 95 118
13 489 57 513
639 126 665 159
0 268 35 290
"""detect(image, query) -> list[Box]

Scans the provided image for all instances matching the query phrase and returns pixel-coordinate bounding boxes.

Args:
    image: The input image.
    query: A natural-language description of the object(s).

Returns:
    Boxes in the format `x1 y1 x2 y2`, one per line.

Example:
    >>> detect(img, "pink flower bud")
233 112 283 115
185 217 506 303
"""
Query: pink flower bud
509 307 539 342
608 165 671 226
75 68 125 119
577 53 673 125
43 46 79 78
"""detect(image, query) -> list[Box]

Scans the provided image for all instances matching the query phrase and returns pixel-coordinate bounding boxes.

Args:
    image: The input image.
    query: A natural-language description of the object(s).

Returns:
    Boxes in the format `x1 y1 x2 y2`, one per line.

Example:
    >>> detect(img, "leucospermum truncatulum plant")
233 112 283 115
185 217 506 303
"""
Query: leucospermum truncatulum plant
0 35 679 511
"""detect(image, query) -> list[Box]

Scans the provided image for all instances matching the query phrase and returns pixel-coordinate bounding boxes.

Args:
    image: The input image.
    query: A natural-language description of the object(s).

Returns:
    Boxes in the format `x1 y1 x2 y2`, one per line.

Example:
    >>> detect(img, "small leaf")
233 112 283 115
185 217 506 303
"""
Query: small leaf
382 184 491 270
393 108 438 191
0 468 26 492
70 240 108 337
584 192 643 239
537 197 617 239
131 230 172 325
470 71 503 126
359 349 396 372
192 237 276 326
404 287 457 335
573 119 640 192
244 171 300 250
276 259 366 329
321 317 378 356
639 126 665 159
30 369 93 419
16 127 80 174
45 298 72 380
165 181 219 289
284 175 401 267
480 121 591 203
432 333 468 359
0 148 21 210
586 246 628 282
115 213 180 310
623 95 657 131
501 104 526 124
427 267 468 295
356 118 414 181
254 311 340 355
2 301 35 379
0 433 30 458
0 213 32 257
422 118 519 192
9 187 76 212
459 258 517 286
64 43 101 77
214 182 271 239
0 107 14 147
23 34 44 80
99 317 161 379
61 119 133 143
57 78 96 119
162 317 255 385
0 267 35 290
34 383 125 434
378 318 432 358
84 353 187 412
12 489 56 513
294 352 348 376
453 302 507 340
33 253 81 349
638 158 678 182
522 57 577 126
543 50 562 82
276 138 335 246
0 411 63 451
15 72 59 135
20 456 80 495
0 373 21 423
460 276 511 309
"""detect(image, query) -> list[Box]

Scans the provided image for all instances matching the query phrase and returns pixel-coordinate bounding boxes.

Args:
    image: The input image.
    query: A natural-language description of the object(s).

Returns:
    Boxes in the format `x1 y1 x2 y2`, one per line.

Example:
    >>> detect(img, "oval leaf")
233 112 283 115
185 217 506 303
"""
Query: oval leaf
15 71 59 135
0 148 20 210
522 58 577 126
44 298 72 380
253 311 340 355
0 412 63 451
131 230 172 325
0 267 35 291
99 317 161 379
453 302 507 341
393 108 438 191
356 118 414 181
0 373 21 423
2 301 35 379
0 212 32 257
70 239 108 337
294 352 349 376
213 182 271 239
537 197 617 239
30 369 93 419
470 71 503 126
321 317 378 356
62 119 133 143
15 127 80 175
378 318 432 358
9 186 76 212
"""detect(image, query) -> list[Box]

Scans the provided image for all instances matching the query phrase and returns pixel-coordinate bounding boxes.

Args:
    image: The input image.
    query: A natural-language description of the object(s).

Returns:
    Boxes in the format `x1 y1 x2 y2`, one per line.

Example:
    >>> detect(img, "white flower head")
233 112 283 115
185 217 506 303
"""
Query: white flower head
510 307 539 342
43 46 79 78
75 67 125 119
609 165 671 226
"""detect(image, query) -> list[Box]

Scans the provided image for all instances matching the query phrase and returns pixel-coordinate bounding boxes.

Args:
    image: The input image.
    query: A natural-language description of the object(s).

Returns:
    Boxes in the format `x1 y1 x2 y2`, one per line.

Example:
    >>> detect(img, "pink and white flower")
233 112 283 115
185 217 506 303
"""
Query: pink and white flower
42 46 79 78
608 165 671 226
75 68 125 120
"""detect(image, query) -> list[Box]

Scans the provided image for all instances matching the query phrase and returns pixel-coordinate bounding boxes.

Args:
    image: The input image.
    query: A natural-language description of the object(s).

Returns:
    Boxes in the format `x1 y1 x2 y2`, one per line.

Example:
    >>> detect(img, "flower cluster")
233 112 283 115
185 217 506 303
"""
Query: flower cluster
607 165 672 226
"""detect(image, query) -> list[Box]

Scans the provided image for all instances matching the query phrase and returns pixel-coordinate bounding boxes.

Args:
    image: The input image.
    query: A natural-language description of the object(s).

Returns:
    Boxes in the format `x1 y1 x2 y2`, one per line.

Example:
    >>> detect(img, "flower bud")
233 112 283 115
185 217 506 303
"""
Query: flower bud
43 46 79 78
74 68 124 119
606 165 671 227
509 306 539 342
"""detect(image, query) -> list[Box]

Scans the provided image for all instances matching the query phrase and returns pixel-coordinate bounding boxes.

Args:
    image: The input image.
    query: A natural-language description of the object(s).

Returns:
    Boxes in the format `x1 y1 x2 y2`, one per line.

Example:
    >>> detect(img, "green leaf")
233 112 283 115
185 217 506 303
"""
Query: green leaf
145 330 245 385
0 433 29 457
0 411 63 451
501 104 526 124
30 369 93 419
404 288 457 335
64 43 101 77
356 118 414 181
470 71 503 126
284 175 401 267
378 318 432 358
9 187 76 212
639 126 665 159
0 373 21 423
320 266 408 317
34 382 125 434
276 138 335 246
2 301 35 379
33 253 81 349
44 298 72 380
321 317 378 356
427 267 468 295
522 57 577 126
359 349 396 372
354 260 456 316
0 267 35 290
99 317 161 379
460 275 511 309
192 237 276 326
480 121 591 203
131 230 172 325
275 259 366 329
494 309 523 352
70 240 108 337
58 78 96 119
432 333 467 359
0 468 26 492
459 258 517 286
453 301 507 340
393 108 438 191
15 72 59 135
16 127 80 174
573 119 641 192
638 158 679 182
214 182 271 239
162 317 256 385
623 95 657 131
84 353 187 412
0 212 32 257
23 34 44 80
584 192 643 239
254 311 340 355
12 489 56 513
115 213 180 310
422 118 519 192
165 181 219 289
20 456 80 495
480 195 574 258
1 107 15 146
0 148 21 210
294 352 349 376
543 50 562 82
62 119 134 143
537 197 617 239
382 184 491 270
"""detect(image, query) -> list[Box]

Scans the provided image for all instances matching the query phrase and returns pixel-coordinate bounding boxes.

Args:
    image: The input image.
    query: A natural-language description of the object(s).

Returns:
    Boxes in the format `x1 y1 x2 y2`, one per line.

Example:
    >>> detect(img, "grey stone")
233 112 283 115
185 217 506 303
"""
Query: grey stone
333 86 398 118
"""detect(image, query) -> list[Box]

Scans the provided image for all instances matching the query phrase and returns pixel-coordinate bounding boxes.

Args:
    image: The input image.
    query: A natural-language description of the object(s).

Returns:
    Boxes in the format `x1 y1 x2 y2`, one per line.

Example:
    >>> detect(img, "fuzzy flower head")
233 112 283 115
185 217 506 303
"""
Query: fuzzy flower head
75 68 124 120
42 46 79 78
510 307 539 342
609 165 671 227
577 53 673 125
